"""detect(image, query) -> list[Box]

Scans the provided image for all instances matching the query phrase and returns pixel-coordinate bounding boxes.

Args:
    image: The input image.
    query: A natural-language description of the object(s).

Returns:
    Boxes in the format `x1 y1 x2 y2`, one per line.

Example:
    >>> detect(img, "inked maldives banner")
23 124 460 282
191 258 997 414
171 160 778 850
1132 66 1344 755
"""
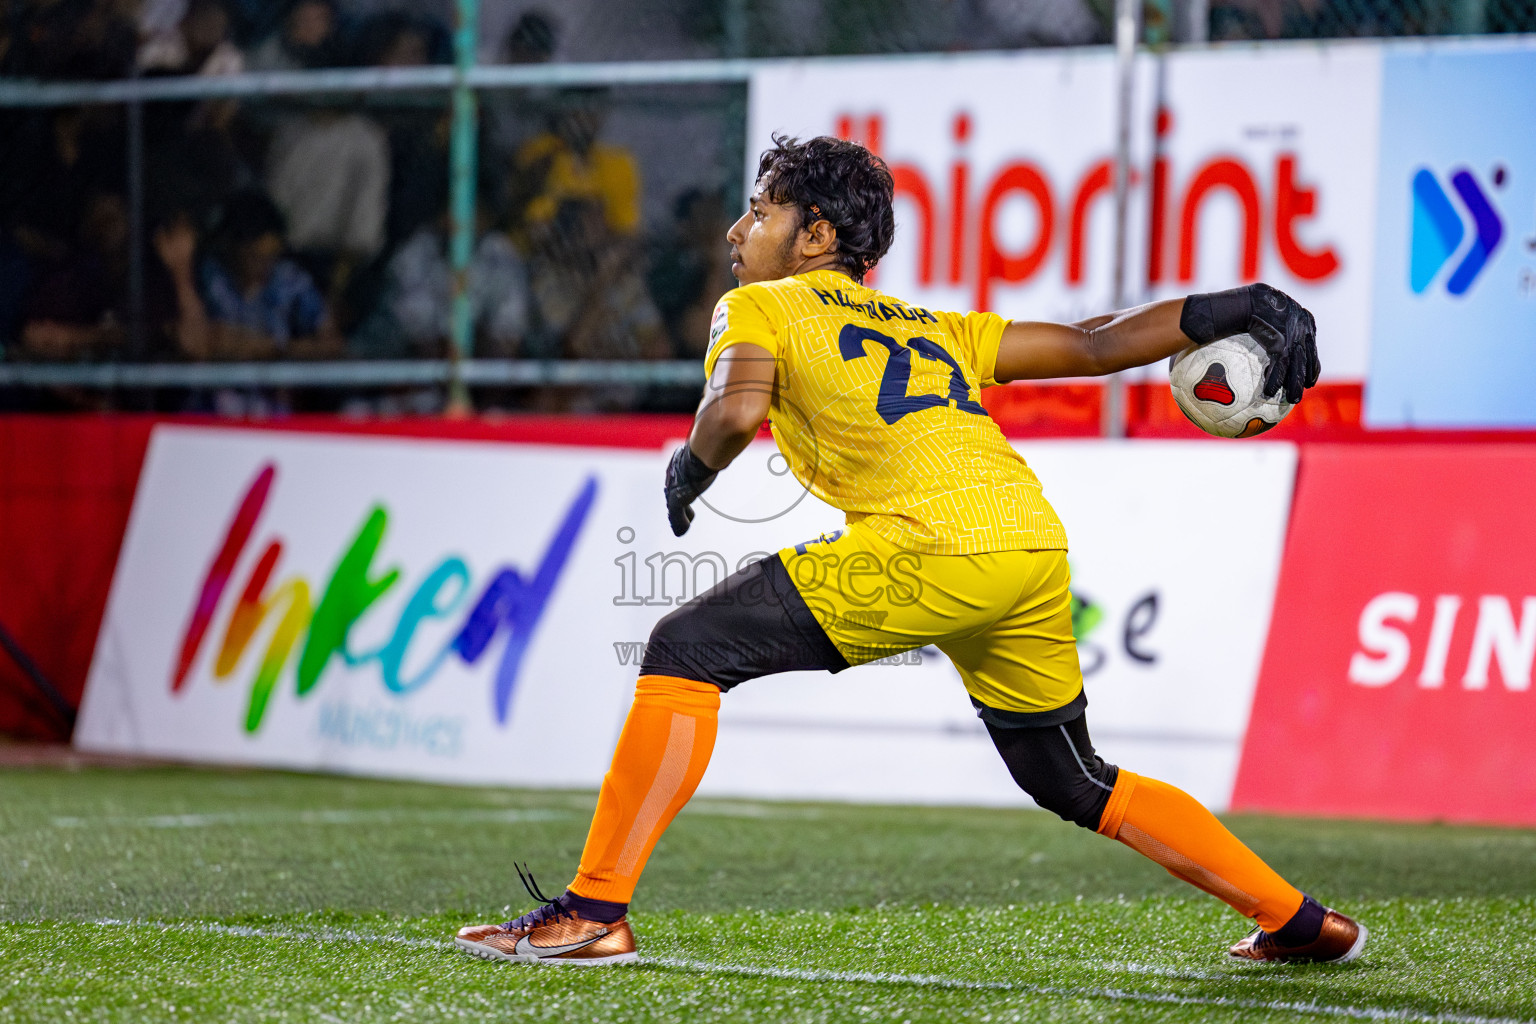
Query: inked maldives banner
75 426 658 787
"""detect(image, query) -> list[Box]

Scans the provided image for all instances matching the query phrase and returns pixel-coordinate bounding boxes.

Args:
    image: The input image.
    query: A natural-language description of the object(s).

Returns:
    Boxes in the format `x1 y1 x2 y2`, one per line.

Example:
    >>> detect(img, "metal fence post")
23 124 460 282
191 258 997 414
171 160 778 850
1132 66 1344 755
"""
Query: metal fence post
448 0 481 412
1177 0 1209 42
1106 0 1141 440
126 70 146 368
721 0 750 217
1144 0 1173 45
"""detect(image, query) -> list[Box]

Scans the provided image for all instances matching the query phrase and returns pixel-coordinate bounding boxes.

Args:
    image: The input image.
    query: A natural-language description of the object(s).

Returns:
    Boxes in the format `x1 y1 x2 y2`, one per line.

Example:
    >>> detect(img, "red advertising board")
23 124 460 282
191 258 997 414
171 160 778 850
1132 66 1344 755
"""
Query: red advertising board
0 414 693 740
1232 445 1536 826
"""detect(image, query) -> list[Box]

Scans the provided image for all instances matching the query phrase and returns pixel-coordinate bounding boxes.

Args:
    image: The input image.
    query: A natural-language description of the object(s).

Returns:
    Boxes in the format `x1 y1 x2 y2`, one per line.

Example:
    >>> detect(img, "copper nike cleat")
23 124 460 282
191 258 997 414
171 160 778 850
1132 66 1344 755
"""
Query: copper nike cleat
455 863 637 966
1228 906 1367 964
455 913 637 965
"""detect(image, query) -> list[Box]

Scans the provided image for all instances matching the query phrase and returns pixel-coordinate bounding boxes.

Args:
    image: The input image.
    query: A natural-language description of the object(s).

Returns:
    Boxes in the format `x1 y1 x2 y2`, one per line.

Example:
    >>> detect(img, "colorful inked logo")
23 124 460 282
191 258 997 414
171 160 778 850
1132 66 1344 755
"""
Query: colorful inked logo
171 463 597 734
1410 166 1505 295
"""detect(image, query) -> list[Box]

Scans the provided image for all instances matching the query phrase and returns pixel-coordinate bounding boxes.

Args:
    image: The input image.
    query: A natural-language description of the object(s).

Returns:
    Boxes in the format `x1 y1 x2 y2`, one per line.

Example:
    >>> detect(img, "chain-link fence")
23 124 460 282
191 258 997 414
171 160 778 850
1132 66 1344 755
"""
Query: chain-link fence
1207 0 1536 40
2 76 743 414
1 0 1532 414
475 1 1536 58
7 1 1533 72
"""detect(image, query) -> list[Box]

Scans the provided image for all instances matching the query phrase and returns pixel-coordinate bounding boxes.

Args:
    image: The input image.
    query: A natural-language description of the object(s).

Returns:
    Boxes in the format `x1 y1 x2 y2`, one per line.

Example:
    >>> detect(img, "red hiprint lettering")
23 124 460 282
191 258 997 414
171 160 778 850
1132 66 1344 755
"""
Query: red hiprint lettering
833 106 1342 309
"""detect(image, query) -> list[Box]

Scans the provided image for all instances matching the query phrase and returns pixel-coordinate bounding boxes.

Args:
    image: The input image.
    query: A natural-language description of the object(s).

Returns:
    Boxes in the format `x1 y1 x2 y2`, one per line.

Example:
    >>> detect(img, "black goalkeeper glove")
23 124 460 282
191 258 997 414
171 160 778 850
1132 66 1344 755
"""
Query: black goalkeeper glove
664 443 718 537
1179 282 1321 404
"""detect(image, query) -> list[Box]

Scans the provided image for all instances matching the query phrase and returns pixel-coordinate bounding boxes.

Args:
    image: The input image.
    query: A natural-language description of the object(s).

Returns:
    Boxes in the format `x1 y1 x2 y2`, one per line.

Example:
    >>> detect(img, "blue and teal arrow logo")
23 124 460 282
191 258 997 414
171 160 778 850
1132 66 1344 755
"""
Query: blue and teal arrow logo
1410 167 1503 296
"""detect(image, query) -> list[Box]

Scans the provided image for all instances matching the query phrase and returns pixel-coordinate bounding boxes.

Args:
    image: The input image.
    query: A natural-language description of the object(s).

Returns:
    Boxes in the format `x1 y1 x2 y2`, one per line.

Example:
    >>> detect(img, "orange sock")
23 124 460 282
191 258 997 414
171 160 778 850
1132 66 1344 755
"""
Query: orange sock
1097 771 1304 933
568 675 720 904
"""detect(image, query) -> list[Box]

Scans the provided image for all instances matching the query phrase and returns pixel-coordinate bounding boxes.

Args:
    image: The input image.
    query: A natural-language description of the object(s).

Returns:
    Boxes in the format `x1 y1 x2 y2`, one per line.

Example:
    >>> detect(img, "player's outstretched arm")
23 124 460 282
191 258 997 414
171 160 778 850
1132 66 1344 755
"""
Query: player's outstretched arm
992 299 1188 383
663 342 775 536
992 283 1321 403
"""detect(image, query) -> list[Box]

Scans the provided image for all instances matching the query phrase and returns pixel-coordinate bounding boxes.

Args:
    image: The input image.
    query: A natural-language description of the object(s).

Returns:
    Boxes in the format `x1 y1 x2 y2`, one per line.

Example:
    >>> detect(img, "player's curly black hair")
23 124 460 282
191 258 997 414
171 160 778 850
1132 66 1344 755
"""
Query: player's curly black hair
755 133 895 282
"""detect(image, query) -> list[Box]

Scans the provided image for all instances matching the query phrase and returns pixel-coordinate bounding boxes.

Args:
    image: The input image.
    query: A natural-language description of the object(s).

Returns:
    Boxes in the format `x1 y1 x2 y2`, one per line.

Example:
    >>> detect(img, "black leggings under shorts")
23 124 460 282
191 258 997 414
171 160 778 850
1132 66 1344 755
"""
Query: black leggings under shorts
639 553 1120 831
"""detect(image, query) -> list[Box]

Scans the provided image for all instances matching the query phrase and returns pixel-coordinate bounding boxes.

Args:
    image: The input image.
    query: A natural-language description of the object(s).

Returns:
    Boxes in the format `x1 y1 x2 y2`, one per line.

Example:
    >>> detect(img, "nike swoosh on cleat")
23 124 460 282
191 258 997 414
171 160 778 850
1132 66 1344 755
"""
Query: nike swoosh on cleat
513 929 607 959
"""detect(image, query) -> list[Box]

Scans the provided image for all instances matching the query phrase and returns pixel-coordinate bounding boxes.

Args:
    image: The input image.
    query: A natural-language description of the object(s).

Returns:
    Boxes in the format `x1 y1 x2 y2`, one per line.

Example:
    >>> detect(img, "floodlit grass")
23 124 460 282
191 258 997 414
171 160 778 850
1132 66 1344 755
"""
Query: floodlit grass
2 767 1534 1023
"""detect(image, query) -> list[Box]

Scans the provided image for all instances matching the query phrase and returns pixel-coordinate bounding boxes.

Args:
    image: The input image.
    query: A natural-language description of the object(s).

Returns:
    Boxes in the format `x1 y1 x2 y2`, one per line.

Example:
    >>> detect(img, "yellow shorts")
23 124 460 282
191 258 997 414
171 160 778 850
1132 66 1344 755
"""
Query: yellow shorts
779 523 1083 718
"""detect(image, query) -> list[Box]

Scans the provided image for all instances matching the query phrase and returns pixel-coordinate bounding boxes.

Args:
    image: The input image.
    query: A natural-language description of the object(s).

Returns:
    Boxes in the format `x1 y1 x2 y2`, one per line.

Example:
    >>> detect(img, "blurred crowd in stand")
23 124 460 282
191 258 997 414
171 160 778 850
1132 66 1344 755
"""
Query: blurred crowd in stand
1 0 1528 413
0 1 733 412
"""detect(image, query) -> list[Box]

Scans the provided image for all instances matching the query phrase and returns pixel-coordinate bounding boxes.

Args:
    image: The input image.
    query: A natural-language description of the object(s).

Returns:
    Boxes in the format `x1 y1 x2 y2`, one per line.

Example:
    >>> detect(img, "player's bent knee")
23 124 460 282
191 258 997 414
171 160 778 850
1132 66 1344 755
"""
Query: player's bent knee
640 604 731 690
1021 767 1118 830
986 715 1119 831
637 589 806 692
635 554 851 693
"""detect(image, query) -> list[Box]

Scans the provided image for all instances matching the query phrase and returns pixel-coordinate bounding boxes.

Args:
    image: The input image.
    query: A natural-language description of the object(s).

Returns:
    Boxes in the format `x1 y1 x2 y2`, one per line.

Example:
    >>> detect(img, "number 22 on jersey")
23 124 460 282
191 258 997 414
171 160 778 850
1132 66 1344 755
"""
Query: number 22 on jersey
838 324 986 426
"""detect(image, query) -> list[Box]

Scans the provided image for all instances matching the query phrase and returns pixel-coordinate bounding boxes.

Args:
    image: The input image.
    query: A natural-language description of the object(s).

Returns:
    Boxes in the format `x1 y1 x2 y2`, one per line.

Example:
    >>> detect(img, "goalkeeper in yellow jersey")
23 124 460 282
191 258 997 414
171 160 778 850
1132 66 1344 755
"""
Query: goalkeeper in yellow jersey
456 134 1357 967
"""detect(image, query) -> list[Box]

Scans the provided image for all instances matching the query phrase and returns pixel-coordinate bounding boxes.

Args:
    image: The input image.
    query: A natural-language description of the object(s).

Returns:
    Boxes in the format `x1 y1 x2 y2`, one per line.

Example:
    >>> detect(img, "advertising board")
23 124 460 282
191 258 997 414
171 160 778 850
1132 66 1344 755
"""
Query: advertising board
75 427 659 788
1366 42 1536 428
747 45 1379 381
1231 445 1536 826
699 439 1297 811
1144 45 1380 383
747 51 1153 326
78 427 1295 812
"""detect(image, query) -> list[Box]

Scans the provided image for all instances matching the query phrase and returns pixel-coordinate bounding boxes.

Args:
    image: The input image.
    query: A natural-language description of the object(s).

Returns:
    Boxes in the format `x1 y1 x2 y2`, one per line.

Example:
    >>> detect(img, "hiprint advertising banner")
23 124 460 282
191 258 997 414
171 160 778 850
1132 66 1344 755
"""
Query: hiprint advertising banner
1147 44 1381 384
77 426 1296 812
1232 445 1536 826
746 45 1380 382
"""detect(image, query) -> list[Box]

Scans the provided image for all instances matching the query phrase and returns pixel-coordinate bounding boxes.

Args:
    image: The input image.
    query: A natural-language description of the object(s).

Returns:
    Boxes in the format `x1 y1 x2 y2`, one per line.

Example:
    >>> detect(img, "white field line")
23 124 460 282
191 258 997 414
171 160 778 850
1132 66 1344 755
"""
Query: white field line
680 801 829 820
645 956 1536 1024
49 802 821 829
1089 959 1234 981
94 919 454 951
50 808 572 829
85 919 1534 1024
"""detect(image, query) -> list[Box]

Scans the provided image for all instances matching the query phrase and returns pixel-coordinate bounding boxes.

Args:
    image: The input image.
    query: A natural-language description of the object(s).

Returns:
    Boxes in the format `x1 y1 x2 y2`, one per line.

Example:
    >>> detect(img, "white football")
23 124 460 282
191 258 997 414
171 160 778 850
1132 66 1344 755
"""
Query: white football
1168 333 1295 438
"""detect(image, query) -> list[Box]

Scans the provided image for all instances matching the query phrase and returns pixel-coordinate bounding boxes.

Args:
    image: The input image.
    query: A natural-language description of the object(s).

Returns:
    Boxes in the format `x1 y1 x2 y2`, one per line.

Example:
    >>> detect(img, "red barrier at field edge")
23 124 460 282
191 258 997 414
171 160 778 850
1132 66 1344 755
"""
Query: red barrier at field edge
1232 445 1536 826
9 410 1536 789
0 414 691 740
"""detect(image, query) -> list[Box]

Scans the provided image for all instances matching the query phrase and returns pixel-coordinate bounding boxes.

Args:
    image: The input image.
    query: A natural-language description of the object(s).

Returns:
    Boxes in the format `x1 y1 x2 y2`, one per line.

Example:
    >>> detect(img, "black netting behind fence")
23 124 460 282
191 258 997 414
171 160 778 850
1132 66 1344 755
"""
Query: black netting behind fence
2 0 1532 413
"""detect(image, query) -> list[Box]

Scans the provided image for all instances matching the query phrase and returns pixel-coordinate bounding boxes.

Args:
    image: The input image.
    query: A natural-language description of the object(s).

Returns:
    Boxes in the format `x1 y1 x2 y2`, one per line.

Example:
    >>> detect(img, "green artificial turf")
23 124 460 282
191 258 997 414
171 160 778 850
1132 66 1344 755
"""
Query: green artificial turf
2 766 1534 1023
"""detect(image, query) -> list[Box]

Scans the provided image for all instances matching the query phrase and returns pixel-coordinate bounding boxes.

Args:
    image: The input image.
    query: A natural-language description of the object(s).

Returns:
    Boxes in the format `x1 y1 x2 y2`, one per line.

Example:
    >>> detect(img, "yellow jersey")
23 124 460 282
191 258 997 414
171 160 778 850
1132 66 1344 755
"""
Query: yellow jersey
703 269 1067 555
